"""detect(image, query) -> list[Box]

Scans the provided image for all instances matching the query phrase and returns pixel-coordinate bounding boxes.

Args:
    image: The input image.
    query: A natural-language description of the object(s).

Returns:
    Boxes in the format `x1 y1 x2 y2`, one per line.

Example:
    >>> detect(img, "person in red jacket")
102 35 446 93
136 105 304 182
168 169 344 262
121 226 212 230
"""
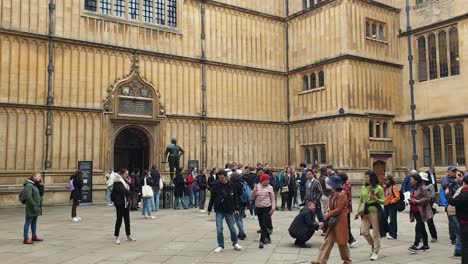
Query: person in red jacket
187 167 198 208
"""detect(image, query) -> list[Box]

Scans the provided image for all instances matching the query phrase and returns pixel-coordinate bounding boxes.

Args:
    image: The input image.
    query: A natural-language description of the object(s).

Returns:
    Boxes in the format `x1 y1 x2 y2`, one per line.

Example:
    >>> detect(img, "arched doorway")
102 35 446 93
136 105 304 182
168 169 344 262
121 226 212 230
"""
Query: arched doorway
373 160 386 185
114 127 150 174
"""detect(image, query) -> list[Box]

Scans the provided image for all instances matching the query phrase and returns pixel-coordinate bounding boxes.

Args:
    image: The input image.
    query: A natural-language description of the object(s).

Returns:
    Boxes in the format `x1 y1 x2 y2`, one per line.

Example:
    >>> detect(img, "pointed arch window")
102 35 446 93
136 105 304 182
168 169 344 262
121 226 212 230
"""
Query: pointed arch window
305 148 311 164
376 121 381 138
366 22 371 37
312 148 319 164
302 0 308 9
433 126 442 166
428 33 437 80
455 123 465 165
418 36 427 81
449 27 460 76
303 75 309 91
423 127 431 166
310 73 317 89
85 0 97 12
438 31 449 77
369 121 374 137
378 25 384 40
320 147 327 164
318 71 324 87
444 125 453 165
383 122 388 138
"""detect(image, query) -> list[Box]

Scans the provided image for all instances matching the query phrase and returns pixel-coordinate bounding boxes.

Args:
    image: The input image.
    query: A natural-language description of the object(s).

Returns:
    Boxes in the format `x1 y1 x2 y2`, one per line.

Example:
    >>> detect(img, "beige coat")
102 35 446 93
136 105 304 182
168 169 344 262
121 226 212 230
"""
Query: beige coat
410 184 433 222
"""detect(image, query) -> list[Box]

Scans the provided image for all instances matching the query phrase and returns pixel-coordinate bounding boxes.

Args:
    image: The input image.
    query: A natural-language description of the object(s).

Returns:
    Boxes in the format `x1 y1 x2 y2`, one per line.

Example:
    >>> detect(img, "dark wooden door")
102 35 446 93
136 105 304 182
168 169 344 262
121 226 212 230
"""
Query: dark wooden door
373 160 386 186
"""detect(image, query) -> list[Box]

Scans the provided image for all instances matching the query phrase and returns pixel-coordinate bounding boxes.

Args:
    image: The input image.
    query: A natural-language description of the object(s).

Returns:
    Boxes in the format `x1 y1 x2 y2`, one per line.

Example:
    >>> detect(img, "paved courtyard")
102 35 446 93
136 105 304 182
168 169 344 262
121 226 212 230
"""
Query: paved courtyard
0 199 462 264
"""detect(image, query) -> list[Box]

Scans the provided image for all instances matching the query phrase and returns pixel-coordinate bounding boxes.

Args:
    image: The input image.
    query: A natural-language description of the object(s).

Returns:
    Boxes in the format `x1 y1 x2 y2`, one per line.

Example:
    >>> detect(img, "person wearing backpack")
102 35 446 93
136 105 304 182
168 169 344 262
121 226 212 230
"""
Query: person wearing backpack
22 172 44 244
70 171 83 222
383 175 400 240
231 172 248 240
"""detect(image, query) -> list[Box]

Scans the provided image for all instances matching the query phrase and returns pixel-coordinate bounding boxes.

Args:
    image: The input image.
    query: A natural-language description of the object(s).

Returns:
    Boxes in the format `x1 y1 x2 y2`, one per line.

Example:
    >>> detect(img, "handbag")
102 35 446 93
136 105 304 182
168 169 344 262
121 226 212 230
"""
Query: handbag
327 216 339 229
281 177 290 193
159 178 163 189
142 178 154 198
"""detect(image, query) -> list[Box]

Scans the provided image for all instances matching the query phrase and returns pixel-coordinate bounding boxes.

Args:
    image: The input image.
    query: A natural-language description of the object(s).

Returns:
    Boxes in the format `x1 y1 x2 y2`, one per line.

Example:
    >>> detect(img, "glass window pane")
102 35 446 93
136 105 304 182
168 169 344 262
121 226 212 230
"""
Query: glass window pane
428 33 437 80
418 36 427 81
449 27 460 76
439 31 448 78
366 22 370 37
423 127 431 166
143 0 153 22
455 124 465 165
369 121 374 137
444 125 453 165
305 148 311 164
318 71 324 87
114 0 125 17
310 73 316 89
129 0 139 20
383 122 388 138
99 0 111 14
433 126 442 166
313 148 319 164
167 0 177 27
85 0 97 12
320 147 326 164
379 25 384 40
372 23 376 38
155 0 165 25
303 75 309 91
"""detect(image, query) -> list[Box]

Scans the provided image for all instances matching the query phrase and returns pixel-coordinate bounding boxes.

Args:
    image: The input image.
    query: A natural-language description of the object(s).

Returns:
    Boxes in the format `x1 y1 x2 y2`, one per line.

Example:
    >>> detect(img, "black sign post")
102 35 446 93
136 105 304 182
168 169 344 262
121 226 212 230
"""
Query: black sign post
188 160 199 172
78 161 93 204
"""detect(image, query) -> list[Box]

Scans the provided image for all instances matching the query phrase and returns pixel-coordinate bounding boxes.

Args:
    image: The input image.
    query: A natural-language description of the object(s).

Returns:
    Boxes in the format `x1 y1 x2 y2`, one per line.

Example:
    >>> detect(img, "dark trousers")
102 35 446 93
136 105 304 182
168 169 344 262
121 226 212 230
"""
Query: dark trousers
290 230 314 244
448 211 457 241
71 199 79 218
384 204 398 238
114 206 131 237
461 223 468 264
168 157 180 181
300 191 305 202
130 192 138 209
256 207 272 243
347 212 355 243
413 211 428 247
281 191 293 210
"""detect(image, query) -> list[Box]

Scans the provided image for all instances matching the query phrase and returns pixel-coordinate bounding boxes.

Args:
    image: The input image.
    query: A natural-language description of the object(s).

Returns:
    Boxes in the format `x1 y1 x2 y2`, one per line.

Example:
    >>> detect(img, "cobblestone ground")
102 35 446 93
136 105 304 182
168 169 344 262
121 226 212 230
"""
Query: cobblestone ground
0 199 462 264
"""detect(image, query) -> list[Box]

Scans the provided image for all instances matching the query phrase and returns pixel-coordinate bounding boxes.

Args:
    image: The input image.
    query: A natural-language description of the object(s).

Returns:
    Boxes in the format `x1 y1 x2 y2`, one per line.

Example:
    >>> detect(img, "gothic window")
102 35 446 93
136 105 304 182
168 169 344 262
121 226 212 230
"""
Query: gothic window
318 71 324 87
371 23 377 38
418 36 427 81
85 0 97 12
167 0 177 27
444 125 453 165
310 73 316 89
433 126 442 166
114 0 125 17
305 148 311 164
378 25 384 41
155 0 165 25
455 123 465 165
129 0 139 20
320 147 326 164
369 121 374 137
303 75 309 91
309 0 315 7
449 27 460 76
312 148 319 164
366 22 370 37
438 31 449 78
383 122 388 138
302 0 308 9
416 0 425 4
428 33 437 80
143 0 153 22
376 121 381 138
100 0 111 15
423 127 431 166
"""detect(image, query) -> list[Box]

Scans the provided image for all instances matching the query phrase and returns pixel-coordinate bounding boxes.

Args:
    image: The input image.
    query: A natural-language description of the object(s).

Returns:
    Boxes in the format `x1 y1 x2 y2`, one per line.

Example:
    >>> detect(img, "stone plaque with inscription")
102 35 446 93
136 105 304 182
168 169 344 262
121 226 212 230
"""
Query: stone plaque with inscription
119 98 153 116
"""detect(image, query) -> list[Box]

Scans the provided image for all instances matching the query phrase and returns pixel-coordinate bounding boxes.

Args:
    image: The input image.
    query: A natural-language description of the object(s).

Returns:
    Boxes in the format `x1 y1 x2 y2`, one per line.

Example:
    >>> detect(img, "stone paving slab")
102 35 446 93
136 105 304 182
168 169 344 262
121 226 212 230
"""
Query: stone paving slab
0 199 461 264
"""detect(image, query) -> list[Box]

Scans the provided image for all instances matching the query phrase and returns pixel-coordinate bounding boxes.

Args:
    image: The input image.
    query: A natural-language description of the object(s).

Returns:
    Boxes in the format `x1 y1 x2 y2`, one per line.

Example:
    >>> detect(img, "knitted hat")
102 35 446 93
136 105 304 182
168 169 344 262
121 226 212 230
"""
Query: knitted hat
259 174 270 183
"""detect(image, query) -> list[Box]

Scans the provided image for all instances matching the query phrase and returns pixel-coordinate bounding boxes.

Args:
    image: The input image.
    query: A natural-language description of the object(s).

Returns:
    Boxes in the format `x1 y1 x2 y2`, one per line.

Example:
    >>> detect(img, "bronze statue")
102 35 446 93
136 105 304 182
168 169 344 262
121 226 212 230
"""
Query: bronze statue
164 138 184 182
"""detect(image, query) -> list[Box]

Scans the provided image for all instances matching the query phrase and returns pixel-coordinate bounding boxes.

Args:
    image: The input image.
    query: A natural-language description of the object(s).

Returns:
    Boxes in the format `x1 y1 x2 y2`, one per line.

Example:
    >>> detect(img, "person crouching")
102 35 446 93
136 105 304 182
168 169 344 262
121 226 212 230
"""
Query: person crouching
288 202 324 248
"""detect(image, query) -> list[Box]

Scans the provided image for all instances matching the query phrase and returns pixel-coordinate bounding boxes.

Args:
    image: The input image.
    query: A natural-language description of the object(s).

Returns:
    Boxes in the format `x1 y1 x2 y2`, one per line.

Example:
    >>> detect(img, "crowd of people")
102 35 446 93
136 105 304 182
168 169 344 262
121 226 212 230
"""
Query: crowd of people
20 163 468 263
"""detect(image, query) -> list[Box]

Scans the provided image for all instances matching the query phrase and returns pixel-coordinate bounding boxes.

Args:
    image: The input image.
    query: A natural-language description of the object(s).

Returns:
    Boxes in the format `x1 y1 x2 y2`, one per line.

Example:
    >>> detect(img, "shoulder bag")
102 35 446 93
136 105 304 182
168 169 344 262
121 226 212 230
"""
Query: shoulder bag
142 177 154 198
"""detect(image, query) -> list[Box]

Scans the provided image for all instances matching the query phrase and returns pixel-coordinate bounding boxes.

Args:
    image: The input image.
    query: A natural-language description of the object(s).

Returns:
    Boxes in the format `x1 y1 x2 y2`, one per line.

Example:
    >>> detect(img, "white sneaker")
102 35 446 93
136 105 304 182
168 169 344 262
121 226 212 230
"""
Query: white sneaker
214 247 223 253
253 216 258 220
126 236 136 242
71 217 79 222
370 253 378 261
349 240 358 248
386 234 395 240
233 244 242 251
144 215 150 219
150 216 156 219
76 217 82 221
115 238 120 244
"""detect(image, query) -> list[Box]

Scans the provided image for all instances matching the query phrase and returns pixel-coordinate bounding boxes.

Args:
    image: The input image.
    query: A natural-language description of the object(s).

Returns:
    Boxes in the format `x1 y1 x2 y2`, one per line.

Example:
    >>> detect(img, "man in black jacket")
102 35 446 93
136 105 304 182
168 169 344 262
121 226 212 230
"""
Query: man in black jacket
288 202 324 248
208 170 243 253
448 175 468 262
150 165 161 212
231 172 247 240
426 166 438 192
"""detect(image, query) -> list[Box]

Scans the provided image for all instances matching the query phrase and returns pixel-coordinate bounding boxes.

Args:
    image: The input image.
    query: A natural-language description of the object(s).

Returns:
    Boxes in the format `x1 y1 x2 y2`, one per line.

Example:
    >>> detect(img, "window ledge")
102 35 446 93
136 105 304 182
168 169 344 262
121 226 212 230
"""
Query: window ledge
298 87 325 95
417 73 460 83
369 137 392 142
81 11 181 35
366 37 388 45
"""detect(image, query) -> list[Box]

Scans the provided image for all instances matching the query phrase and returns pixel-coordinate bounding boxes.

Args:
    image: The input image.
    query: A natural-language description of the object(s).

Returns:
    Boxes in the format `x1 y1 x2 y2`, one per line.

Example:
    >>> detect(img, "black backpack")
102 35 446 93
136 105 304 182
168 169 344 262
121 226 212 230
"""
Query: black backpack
391 186 406 212
18 189 26 204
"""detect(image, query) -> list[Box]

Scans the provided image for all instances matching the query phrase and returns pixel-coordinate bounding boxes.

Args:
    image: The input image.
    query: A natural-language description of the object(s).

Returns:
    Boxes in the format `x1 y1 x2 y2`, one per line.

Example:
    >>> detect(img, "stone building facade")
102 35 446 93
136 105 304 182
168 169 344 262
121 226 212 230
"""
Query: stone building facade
0 0 467 205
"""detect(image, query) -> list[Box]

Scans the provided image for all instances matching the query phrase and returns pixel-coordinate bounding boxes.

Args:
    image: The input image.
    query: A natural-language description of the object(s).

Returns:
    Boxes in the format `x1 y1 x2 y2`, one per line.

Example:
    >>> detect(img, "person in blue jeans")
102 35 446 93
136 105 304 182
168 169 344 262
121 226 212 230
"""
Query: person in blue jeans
231 172 247 240
22 172 44 244
208 170 243 253
150 165 161 212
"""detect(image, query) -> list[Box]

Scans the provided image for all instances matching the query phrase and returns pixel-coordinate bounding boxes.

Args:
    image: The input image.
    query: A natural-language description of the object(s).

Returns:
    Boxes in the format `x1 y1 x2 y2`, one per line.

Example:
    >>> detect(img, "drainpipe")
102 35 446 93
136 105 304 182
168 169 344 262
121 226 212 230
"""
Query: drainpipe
285 0 291 165
405 0 418 170
44 0 55 174
201 0 207 168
